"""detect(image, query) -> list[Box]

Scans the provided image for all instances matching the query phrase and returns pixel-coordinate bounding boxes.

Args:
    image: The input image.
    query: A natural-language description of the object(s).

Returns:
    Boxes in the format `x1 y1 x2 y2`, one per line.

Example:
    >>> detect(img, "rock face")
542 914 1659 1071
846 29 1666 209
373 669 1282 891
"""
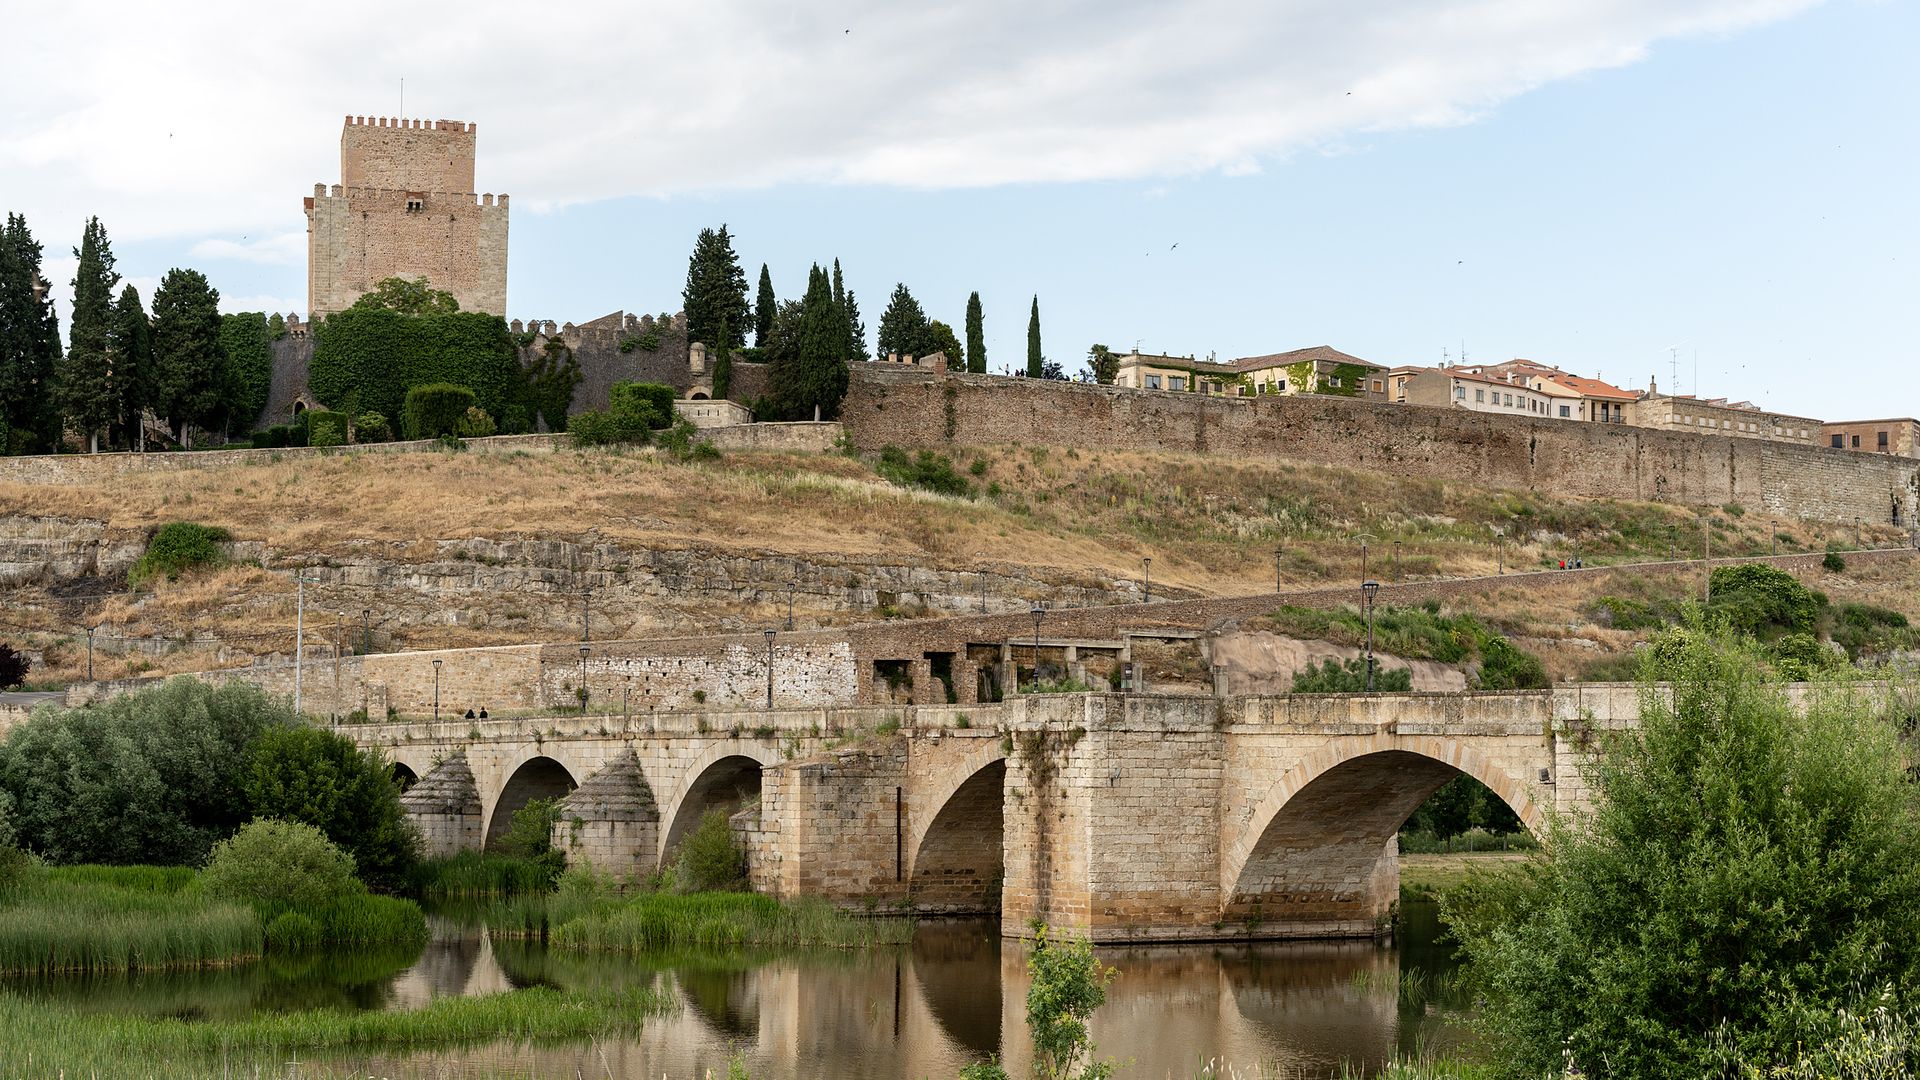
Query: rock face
0 515 144 586
1208 629 1469 695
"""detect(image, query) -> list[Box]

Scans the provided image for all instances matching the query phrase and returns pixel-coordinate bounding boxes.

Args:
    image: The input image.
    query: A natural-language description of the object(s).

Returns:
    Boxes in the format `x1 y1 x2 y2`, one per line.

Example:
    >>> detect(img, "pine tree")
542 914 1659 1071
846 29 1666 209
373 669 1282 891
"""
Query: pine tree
111 285 154 450
926 320 963 367
1026 295 1044 378
843 287 867 363
56 217 119 451
711 314 732 401
150 268 228 449
681 225 750 352
964 292 986 374
876 283 929 360
0 213 62 454
769 264 850 420
754 264 775 348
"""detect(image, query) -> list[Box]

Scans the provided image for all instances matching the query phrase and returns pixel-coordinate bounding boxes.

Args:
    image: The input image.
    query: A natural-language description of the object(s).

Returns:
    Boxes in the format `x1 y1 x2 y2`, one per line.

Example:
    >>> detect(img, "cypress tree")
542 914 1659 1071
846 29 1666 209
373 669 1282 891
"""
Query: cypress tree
110 285 154 450
150 268 228 449
769 264 850 420
711 314 732 400
681 225 750 352
964 292 986 374
1026 295 1044 378
754 264 775 347
56 217 119 451
0 213 62 454
876 283 929 360
843 287 867 363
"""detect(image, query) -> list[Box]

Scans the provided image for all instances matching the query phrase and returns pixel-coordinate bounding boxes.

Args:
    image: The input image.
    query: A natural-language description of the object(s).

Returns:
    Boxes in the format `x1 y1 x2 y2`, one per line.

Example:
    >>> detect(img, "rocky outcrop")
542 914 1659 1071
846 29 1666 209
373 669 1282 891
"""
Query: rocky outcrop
0 515 144 586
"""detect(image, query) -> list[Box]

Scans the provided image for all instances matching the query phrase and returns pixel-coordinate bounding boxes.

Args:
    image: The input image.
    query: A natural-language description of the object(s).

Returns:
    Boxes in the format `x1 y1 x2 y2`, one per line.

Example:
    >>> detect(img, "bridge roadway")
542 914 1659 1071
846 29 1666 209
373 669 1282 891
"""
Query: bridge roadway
347 683 1693 942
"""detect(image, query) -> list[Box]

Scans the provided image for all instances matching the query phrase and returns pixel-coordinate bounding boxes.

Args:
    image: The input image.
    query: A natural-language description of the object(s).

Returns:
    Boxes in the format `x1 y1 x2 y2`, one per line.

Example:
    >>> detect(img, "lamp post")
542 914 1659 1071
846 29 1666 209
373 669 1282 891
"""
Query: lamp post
764 629 776 710
86 626 96 681
361 608 371 656
432 659 442 722
1362 579 1381 693
1354 533 1377 584
1029 603 1046 693
578 645 590 713
1141 557 1151 604
1273 545 1284 592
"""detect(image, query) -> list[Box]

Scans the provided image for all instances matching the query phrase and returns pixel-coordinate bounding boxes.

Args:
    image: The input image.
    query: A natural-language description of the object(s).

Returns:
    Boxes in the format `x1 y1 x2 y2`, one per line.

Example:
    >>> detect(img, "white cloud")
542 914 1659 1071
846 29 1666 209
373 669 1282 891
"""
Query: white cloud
219 294 304 317
1 0 1820 308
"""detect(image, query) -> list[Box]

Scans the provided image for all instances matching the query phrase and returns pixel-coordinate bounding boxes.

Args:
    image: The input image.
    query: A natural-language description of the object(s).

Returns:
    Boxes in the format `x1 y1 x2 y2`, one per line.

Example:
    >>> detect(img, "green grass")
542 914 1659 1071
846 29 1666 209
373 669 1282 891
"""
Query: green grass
487 888 914 950
0 983 673 1079
412 851 558 898
0 868 261 975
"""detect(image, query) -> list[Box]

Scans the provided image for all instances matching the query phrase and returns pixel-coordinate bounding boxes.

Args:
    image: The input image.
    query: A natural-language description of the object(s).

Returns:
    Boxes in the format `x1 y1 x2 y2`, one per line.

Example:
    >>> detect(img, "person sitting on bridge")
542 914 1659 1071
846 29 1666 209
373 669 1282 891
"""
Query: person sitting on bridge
464 708 476 720
478 707 489 719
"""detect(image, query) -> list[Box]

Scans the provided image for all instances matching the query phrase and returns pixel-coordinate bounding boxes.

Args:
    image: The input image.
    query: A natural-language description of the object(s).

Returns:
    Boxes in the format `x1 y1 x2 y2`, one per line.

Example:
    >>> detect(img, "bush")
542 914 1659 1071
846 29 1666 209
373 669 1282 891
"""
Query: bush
1823 550 1848 573
1769 632 1840 680
455 405 496 438
311 303 521 431
1445 625 1920 1077
248 426 290 449
401 383 478 440
1708 563 1822 639
201 819 358 916
568 406 653 447
671 808 746 894
875 445 972 497
0 644 26 690
0 678 287 866
243 726 419 893
128 522 230 586
305 409 348 448
353 411 390 442
656 417 719 462
489 797 566 882
1289 657 1413 693
1474 635 1549 690
609 381 676 429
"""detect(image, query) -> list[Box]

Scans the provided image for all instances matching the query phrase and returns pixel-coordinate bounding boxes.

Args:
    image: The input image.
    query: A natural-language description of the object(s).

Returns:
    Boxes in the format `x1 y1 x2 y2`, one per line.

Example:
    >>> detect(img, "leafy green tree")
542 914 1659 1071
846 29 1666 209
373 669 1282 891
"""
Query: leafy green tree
56 217 119 451
1026 295 1044 378
1026 925 1117 1080
110 286 154 450
876 283 930 359
491 796 566 882
0 643 26 689
348 276 459 317
926 320 964 366
219 312 273 436
202 818 358 915
150 268 229 448
753 263 775 347
768 265 851 420
842 286 867 363
1402 774 1521 841
1446 625 1920 1077
1708 562 1822 639
243 725 419 893
0 677 287 865
671 807 746 893
313 296 518 429
522 340 581 432
0 214 63 453
1085 343 1119 385
682 225 750 351
711 314 732 400
964 292 986 374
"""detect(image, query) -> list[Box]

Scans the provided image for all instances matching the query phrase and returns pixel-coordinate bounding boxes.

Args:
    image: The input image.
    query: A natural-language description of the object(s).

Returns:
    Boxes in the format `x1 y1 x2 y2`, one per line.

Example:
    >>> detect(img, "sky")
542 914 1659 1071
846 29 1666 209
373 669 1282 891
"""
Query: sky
4 0 1914 421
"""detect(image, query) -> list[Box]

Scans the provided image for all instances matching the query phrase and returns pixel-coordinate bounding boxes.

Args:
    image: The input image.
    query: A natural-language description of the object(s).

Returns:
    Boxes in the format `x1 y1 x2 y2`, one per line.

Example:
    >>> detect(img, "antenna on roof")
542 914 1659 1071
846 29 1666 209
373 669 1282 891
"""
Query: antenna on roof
399 77 404 116
1668 346 1678 397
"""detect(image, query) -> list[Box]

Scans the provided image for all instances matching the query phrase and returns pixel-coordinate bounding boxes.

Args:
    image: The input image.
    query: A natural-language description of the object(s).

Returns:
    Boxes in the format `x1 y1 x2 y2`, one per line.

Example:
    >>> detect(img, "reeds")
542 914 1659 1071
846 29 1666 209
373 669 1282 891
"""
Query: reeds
0 872 261 975
413 851 559 898
546 892 915 951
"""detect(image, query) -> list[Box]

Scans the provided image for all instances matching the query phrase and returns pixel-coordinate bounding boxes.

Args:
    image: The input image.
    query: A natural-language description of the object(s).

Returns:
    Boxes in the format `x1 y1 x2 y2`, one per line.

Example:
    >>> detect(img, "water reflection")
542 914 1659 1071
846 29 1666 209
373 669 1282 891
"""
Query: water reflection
7 903 1464 1078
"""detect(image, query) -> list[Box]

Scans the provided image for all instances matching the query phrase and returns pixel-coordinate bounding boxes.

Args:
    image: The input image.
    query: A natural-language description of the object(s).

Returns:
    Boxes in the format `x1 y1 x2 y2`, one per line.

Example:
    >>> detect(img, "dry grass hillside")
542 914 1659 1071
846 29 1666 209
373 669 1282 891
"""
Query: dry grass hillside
1 440 1913 686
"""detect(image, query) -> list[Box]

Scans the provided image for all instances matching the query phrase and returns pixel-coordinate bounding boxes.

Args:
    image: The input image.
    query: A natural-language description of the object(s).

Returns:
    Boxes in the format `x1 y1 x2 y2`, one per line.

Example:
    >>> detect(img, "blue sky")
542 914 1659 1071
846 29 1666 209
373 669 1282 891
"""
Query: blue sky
10 0 1914 421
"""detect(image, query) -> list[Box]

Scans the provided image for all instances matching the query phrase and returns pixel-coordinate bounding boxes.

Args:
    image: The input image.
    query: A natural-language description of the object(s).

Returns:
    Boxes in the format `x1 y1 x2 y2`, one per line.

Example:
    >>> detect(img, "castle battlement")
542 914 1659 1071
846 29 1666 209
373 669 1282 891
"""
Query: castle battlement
310 183 508 207
344 115 476 135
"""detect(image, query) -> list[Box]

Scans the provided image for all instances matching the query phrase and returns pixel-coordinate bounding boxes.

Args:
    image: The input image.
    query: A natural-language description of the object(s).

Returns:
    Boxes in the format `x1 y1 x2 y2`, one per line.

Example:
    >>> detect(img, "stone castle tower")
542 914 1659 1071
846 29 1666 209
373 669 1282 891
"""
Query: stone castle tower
304 115 508 317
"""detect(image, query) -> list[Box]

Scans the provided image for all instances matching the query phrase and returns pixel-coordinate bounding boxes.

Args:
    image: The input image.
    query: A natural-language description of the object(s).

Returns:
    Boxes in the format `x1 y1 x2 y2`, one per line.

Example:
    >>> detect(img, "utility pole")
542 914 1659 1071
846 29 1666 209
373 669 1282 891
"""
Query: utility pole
362 608 371 656
86 626 96 681
1142 557 1151 604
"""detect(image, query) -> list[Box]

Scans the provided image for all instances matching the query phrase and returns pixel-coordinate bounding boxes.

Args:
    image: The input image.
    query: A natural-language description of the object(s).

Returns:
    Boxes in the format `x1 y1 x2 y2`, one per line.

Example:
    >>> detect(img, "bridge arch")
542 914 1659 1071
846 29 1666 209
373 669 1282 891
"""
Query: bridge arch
909 750 1008 914
1222 734 1542 933
390 760 419 792
485 754 580 849
660 744 780 864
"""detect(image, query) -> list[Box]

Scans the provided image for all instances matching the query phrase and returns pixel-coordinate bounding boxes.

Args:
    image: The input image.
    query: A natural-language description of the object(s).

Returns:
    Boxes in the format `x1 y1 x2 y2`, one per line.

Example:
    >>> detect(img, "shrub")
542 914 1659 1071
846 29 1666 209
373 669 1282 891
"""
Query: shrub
608 387 662 434
401 383 478 440
128 522 230 586
455 405 496 438
489 797 566 882
0 792 27 891
0 678 286 866
305 409 348 447
1823 550 1848 573
1289 657 1413 693
243 726 419 893
1770 632 1840 680
353 411 391 442
1446 625 1920 1077
248 426 288 449
875 445 972 497
609 381 676 429
671 808 746 894
1474 635 1549 690
569 406 650 447
0 644 26 690
1024 925 1117 1080
201 819 358 916
656 417 719 462
1708 563 1822 639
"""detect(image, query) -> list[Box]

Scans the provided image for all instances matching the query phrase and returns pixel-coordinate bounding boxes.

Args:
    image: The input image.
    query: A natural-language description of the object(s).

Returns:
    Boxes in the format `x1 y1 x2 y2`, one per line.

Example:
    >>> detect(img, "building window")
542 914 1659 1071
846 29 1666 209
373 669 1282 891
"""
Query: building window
1879 431 1890 450
1328 377 1342 389
1504 393 1514 407
1475 389 1485 403
1832 434 1844 448
1169 376 1186 391
1852 434 1861 448
1276 379 1287 392
1145 375 1161 390
1371 380 1383 393
1454 386 1466 400
1559 405 1571 418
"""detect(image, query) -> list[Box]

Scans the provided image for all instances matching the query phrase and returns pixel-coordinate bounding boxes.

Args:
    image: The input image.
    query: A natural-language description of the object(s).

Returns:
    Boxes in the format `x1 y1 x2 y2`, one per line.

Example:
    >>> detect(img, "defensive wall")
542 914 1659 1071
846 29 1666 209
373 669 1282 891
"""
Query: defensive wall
345 681 1880 941
839 367 1920 526
61 548 1918 721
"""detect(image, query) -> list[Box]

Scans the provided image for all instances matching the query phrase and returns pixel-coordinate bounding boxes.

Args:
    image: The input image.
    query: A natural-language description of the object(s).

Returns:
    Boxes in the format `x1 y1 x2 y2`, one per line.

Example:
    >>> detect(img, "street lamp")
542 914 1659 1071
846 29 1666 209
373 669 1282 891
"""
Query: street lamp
764 629 776 710
1361 579 1381 693
1273 545 1284 593
432 659 442 722
361 608 371 656
1029 603 1046 693
1141 557 1152 604
578 644 591 713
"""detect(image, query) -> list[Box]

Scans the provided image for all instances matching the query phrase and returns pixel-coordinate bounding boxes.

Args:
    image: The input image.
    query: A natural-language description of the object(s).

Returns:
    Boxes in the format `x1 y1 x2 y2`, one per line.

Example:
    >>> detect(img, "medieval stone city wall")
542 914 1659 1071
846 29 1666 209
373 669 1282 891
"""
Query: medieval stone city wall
839 367 1920 525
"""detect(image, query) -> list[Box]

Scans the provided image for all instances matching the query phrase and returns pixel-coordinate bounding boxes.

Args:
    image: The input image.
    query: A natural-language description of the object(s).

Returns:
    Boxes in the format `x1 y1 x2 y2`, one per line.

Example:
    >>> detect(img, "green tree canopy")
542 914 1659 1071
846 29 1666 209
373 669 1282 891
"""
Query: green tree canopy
111 285 154 449
767 265 850 420
0 214 63 453
1446 624 1920 1077
348 276 459 317
56 217 119 451
243 725 418 893
964 292 986 374
1026 295 1044 378
753 263 776 347
876 283 929 359
219 312 273 434
312 285 518 427
682 225 750 351
926 320 963 367
1085 343 1119 385
150 268 229 447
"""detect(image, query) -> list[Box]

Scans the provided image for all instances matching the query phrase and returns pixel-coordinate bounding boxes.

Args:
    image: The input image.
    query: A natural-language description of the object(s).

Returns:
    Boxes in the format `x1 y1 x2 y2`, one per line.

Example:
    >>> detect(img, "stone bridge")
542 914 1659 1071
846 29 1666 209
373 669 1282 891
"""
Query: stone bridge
349 683 1678 942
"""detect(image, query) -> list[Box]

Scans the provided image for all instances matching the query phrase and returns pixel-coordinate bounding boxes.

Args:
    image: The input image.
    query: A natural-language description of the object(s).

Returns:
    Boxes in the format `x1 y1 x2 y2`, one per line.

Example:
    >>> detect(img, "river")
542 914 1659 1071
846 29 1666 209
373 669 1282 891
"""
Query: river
6 902 1471 1080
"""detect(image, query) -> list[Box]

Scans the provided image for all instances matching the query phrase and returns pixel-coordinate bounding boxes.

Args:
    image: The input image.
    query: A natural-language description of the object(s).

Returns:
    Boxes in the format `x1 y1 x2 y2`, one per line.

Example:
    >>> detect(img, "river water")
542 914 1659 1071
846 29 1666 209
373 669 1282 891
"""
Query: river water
8 903 1470 1080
